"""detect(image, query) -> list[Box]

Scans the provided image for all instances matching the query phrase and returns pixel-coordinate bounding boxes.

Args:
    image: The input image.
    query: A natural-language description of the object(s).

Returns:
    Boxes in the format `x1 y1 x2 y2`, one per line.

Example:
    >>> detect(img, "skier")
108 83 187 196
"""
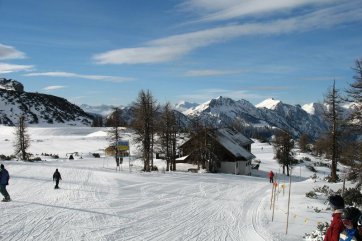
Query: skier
53 169 62 189
0 164 10 202
339 207 361 241
324 195 345 241
268 170 274 183
116 157 120 171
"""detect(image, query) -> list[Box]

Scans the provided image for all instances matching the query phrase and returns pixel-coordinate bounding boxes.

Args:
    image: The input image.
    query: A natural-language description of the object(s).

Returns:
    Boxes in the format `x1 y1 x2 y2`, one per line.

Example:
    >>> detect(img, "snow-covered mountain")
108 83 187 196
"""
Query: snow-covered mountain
255 98 281 110
85 96 331 139
80 104 118 116
0 78 348 139
184 96 328 139
0 78 93 126
174 101 199 113
302 102 325 116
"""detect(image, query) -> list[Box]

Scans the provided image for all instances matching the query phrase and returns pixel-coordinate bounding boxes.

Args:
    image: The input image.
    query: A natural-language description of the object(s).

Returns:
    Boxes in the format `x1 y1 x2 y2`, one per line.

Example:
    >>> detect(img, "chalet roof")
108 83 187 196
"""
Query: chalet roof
214 128 254 146
209 128 255 160
179 128 255 160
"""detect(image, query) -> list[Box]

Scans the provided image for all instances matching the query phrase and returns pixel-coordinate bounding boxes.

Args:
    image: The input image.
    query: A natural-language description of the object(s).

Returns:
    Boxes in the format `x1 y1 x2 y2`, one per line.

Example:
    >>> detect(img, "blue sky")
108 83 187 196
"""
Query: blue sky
1 0 361 106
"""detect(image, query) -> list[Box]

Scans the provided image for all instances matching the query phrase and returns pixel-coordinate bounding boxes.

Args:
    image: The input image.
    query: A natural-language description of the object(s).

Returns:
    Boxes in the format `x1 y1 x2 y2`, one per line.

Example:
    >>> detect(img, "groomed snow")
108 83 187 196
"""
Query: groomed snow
0 126 350 241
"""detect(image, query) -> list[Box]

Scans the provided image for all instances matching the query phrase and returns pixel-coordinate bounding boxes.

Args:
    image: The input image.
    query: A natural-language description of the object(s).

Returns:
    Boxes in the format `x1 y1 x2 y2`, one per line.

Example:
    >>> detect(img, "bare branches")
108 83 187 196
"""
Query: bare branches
324 81 344 182
107 107 124 163
13 114 30 160
131 90 158 172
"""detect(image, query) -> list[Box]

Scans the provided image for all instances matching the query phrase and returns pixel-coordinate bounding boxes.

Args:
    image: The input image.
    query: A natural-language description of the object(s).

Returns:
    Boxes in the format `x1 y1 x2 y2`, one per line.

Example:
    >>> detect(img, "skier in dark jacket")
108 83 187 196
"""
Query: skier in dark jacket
0 164 11 201
53 169 62 189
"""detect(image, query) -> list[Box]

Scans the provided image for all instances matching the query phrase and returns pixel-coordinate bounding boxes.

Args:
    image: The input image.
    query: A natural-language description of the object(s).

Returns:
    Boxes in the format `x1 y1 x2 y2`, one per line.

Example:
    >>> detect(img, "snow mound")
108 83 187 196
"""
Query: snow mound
86 131 108 137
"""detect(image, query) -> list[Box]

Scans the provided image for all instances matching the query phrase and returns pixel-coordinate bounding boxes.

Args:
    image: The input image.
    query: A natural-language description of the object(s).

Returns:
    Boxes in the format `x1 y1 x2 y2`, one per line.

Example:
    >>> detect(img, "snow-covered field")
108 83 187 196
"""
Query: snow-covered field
0 126 349 241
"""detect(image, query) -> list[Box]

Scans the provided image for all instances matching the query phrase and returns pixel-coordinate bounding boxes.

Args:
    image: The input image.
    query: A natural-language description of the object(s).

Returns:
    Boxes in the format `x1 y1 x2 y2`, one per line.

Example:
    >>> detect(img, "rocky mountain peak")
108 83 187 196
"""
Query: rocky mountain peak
0 78 24 92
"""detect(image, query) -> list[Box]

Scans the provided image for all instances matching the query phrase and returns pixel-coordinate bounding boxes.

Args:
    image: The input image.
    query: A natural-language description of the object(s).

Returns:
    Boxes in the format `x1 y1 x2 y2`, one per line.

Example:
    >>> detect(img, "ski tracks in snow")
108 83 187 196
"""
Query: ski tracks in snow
0 164 273 241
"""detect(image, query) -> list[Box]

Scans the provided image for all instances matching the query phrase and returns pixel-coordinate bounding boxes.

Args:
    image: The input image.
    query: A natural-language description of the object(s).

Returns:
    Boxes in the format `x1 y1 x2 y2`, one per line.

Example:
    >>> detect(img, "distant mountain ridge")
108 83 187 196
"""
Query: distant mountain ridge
0 78 93 126
0 78 344 139
183 96 329 139
80 96 333 138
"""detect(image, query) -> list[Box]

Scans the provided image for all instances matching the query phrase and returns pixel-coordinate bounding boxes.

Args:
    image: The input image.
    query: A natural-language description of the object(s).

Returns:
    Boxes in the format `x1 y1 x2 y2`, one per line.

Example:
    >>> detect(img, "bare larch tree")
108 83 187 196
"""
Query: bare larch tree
14 114 30 160
324 80 344 182
346 58 362 132
107 107 124 165
345 58 362 185
158 102 179 171
132 90 158 172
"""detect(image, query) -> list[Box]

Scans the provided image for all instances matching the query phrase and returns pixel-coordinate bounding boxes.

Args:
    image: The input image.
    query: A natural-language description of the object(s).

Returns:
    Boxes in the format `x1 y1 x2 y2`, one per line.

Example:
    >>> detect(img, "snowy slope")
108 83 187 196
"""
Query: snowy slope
185 96 328 139
174 100 199 113
0 78 93 126
255 98 281 110
0 126 350 241
0 91 93 127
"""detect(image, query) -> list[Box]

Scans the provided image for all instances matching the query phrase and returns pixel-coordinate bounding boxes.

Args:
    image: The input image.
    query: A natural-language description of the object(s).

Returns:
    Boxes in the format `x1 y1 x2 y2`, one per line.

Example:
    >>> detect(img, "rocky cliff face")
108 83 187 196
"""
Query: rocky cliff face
0 78 24 92
0 79 93 126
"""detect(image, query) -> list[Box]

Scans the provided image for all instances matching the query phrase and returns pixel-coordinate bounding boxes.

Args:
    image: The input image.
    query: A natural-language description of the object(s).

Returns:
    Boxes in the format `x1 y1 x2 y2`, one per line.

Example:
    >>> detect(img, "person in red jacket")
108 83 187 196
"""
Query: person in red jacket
324 195 345 241
268 171 274 183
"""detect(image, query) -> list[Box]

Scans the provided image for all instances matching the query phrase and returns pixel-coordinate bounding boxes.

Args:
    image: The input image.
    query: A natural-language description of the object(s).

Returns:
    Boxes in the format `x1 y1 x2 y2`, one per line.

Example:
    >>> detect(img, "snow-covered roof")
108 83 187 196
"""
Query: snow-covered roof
210 129 255 160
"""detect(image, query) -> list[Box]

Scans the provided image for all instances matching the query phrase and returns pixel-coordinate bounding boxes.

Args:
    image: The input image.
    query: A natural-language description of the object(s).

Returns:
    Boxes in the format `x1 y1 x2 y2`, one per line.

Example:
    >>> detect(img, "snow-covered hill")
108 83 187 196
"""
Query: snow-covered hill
0 126 351 241
0 78 93 126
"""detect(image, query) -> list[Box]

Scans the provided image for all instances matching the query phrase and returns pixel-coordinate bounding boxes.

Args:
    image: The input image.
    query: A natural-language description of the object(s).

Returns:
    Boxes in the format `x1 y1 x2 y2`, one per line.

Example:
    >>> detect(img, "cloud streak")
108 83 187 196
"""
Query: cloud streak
181 0 337 23
43 85 67 91
184 65 295 77
25 71 133 82
0 43 26 60
94 2 362 65
185 69 242 77
0 63 34 74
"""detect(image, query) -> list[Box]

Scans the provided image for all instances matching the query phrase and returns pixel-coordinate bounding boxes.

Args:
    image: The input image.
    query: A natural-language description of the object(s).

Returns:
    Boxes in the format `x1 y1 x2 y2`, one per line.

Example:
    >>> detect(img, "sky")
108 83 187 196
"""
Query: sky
0 0 362 107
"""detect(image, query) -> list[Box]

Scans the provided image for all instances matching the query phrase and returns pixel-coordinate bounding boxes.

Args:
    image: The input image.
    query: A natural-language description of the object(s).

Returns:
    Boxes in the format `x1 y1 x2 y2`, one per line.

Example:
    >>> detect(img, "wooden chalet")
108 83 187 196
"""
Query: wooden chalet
179 128 255 175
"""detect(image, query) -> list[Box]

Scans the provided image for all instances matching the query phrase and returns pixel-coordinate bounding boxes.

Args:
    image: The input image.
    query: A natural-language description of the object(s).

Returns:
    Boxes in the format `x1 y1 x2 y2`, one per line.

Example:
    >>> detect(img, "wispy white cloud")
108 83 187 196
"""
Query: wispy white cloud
0 63 34 74
24 71 133 82
248 86 291 91
179 88 264 103
184 66 295 77
94 46 191 64
300 76 343 81
43 85 67 91
0 43 26 60
94 2 362 65
185 69 242 77
180 0 337 23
